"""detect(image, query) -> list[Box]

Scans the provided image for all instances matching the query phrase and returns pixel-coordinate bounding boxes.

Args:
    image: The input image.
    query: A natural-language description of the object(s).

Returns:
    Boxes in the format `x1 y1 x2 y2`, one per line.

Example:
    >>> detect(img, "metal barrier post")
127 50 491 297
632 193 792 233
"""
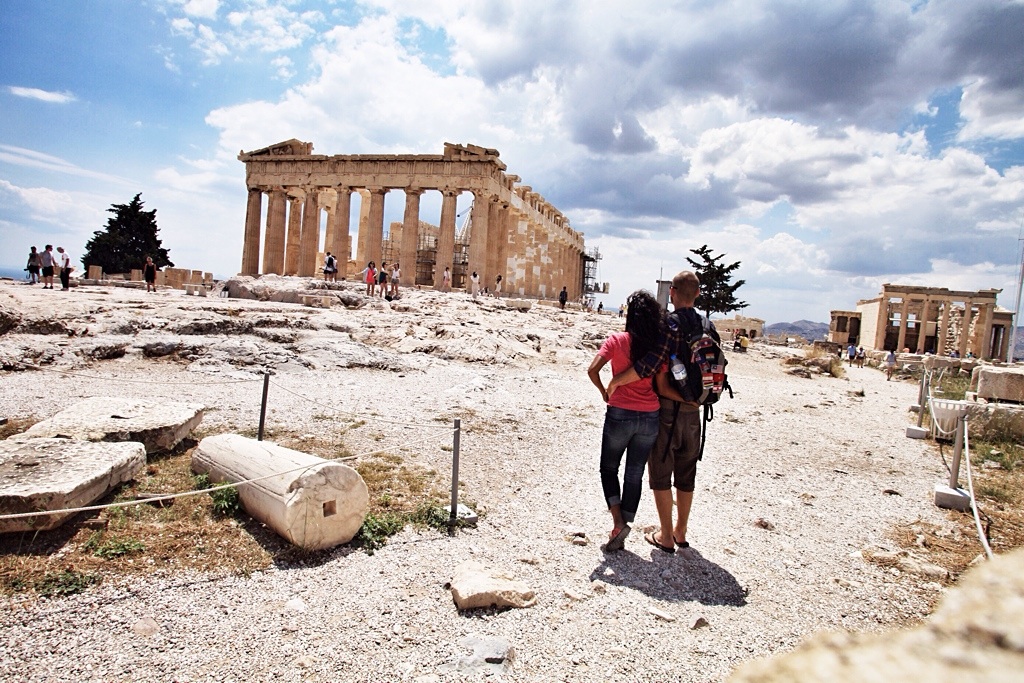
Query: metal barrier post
448 418 461 533
257 371 270 441
916 371 929 428
949 414 965 489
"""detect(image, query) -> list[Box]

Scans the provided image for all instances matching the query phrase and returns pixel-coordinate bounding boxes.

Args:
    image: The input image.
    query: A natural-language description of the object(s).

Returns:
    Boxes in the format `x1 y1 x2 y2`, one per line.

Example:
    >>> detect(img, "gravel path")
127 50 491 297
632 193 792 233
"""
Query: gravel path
0 281 953 682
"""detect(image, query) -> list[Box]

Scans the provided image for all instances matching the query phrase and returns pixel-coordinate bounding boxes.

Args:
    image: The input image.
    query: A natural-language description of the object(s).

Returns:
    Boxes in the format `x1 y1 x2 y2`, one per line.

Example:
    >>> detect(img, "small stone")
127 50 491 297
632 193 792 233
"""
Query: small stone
564 590 583 601
691 617 710 630
883 488 901 496
647 606 676 622
723 547 737 555
519 554 541 565
590 580 607 594
293 655 316 669
131 617 160 637
284 597 306 612
754 518 776 531
571 536 589 546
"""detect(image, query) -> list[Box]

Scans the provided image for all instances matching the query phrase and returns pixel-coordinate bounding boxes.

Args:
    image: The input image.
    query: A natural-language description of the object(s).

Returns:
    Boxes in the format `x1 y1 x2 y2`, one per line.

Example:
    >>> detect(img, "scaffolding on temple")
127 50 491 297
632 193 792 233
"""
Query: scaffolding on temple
582 246 607 296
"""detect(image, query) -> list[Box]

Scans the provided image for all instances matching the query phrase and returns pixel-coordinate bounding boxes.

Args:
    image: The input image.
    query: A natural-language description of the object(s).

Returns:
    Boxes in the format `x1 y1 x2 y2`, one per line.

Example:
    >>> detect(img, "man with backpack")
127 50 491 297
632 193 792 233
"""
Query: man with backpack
607 270 728 554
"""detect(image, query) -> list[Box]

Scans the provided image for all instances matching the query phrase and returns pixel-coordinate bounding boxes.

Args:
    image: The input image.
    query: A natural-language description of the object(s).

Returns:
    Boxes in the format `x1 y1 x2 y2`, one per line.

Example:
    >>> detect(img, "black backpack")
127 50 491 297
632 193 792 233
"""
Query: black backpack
661 308 733 459
326 255 335 269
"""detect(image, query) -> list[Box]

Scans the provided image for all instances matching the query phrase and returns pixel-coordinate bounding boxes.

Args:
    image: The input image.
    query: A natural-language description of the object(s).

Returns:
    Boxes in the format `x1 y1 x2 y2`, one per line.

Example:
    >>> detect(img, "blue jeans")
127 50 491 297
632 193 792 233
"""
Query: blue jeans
600 406 659 524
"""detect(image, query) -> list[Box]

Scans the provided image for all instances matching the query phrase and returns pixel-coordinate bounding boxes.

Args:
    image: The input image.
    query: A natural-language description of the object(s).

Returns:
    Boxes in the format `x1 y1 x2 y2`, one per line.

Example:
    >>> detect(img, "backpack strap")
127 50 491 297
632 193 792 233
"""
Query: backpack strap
698 403 712 460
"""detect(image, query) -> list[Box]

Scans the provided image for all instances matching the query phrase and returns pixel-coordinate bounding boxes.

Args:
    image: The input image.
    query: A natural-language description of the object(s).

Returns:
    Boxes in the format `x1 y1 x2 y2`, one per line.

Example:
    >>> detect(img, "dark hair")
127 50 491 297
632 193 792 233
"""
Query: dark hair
625 290 665 365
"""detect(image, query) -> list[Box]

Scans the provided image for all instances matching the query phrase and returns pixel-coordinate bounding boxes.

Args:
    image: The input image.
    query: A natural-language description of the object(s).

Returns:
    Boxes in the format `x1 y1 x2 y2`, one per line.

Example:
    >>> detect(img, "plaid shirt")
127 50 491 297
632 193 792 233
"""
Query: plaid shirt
633 310 689 378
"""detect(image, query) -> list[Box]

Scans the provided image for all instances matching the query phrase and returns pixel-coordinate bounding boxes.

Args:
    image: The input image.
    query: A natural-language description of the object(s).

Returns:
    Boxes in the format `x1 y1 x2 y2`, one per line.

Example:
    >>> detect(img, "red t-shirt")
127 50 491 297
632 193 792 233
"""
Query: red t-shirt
599 332 660 412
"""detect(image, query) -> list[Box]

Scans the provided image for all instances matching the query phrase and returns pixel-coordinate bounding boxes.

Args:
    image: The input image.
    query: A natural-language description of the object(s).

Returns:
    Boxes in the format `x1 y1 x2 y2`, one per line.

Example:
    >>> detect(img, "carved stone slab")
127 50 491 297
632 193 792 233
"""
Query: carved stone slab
13 397 203 454
191 434 368 550
0 438 146 532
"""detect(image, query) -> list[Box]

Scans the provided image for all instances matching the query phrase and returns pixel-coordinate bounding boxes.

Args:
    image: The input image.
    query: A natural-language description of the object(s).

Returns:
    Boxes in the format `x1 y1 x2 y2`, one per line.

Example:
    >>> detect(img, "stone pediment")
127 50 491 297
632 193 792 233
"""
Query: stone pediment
239 139 313 160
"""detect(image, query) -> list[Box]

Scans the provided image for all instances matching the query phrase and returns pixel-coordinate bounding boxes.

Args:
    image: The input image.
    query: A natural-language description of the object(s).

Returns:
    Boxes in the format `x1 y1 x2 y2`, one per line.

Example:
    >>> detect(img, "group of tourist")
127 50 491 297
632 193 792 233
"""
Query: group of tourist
25 245 72 290
359 260 403 299
588 271 711 554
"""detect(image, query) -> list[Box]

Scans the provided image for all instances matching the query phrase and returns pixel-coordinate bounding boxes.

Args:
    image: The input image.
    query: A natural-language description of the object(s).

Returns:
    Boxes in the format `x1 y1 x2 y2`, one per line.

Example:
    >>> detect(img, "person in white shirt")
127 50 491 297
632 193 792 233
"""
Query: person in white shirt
390 263 400 297
441 266 452 292
56 246 72 291
470 271 480 299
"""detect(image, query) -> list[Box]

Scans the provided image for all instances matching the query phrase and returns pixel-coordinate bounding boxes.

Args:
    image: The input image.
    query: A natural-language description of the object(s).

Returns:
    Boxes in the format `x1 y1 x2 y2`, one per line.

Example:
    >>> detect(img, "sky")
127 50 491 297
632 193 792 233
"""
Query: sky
2 0 1024 323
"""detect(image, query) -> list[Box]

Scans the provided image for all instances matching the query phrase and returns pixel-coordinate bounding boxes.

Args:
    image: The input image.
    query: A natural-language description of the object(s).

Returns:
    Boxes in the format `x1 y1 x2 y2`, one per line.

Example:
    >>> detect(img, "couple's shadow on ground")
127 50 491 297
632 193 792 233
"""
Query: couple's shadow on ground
589 542 748 607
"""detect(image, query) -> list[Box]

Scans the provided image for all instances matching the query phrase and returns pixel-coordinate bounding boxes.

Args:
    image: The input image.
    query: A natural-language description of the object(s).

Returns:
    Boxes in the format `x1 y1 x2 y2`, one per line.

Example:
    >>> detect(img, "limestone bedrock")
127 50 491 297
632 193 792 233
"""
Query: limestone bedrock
0 438 146 532
13 397 203 455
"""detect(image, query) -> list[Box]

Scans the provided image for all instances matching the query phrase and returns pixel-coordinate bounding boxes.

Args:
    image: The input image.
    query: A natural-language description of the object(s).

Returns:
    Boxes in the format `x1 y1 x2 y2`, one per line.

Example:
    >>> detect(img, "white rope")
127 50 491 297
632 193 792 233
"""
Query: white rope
0 429 455 522
13 361 259 386
267 379 456 430
962 418 994 560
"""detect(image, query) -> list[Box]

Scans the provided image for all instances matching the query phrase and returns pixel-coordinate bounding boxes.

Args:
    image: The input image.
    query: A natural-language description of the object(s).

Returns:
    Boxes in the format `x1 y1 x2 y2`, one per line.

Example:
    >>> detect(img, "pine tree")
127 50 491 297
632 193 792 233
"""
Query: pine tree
83 194 173 274
686 244 748 318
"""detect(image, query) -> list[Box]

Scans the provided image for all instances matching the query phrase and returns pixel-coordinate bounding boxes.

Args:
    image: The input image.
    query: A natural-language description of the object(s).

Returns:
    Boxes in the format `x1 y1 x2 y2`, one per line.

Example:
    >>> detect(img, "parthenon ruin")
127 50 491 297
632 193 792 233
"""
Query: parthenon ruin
828 284 1014 361
237 140 591 300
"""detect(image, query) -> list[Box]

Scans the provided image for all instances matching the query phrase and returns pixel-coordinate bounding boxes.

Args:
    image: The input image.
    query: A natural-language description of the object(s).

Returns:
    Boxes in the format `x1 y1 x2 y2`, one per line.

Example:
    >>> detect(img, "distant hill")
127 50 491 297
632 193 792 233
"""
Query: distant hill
764 320 830 341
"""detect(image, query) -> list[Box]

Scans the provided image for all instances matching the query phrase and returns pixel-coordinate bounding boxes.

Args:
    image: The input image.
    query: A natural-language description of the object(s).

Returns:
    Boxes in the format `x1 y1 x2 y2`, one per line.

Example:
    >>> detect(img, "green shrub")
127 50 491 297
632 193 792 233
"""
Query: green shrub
34 570 100 596
355 512 404 554
210 486 240 516
85 533 145 559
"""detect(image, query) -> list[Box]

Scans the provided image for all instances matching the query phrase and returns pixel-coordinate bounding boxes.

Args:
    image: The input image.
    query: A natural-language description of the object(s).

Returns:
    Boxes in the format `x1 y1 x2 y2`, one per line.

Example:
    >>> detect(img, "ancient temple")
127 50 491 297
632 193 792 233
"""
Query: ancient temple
829 284 1014 361
237 140 588 300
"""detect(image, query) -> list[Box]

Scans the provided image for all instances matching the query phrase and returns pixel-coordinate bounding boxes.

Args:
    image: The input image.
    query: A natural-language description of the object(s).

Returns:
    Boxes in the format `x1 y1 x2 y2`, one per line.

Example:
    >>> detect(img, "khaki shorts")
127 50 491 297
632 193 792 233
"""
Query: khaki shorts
647 398 701 492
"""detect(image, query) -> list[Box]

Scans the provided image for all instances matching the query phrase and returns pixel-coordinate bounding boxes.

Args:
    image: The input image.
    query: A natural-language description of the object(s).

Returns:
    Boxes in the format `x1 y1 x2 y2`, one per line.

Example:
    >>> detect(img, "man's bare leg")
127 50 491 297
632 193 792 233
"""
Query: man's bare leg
651 488 676 549
673 490 694 546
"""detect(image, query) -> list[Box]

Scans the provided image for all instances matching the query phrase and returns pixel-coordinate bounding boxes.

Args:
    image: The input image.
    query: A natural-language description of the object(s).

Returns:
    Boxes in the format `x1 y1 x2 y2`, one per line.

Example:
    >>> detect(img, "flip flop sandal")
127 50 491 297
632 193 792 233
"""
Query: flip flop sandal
606 525 631 551
644 531 675 554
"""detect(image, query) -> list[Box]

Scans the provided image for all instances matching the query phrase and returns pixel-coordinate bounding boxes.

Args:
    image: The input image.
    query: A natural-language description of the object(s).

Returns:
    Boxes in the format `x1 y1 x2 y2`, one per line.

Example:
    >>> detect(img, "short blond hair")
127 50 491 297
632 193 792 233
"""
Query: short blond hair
672 271 700 300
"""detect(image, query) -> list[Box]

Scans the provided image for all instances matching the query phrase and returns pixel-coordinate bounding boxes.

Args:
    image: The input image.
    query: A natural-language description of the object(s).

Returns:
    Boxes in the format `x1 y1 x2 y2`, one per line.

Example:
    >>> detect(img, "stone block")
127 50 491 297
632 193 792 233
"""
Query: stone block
87 265 102 280
923 356 959 371
976 365 1024 403
12 397 203 454
905 426 929 439
0 438 146 532
129 269 143 282
934 484 971 511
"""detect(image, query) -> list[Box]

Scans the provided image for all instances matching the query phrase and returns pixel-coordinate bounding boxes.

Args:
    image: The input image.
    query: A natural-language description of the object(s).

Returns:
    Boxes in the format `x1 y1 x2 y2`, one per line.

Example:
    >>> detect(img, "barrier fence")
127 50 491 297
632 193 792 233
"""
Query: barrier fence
0 362 466 531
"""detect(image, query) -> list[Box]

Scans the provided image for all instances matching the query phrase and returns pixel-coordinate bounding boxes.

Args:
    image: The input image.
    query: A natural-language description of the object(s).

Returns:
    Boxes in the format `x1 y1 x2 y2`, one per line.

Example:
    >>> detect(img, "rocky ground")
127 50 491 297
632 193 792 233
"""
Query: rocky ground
0 278 968 682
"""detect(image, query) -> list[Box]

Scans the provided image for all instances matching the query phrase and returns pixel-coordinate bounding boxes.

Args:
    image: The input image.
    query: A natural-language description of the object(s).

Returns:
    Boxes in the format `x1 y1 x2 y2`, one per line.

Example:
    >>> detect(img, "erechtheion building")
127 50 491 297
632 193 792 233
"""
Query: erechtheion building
237 139 593 300
829 284 1014 361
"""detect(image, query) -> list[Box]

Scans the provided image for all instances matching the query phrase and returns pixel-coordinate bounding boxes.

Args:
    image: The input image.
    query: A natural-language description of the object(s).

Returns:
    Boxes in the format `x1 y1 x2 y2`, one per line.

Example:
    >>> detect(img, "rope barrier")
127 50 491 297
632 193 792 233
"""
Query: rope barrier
0 429 455 523
11 361 260 386
267 378 456 430
962 420 994 560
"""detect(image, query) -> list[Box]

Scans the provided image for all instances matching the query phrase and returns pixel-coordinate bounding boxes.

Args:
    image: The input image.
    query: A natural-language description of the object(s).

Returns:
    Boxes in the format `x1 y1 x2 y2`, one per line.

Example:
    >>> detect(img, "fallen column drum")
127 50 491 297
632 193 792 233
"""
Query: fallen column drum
192 434 368 550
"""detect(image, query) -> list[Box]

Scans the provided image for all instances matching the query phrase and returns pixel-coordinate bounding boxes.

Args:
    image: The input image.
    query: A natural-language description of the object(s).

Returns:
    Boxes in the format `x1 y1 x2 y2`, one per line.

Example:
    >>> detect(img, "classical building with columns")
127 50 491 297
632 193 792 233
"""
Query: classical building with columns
828 284 1013 361
237 139 589 300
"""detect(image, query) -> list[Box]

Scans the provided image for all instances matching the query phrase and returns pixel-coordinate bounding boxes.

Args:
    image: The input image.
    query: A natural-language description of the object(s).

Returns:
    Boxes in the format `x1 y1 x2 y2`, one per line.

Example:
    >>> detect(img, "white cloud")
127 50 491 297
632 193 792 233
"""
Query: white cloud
271 55 295 79
0 145 133 185
958 78 1024 141
8 86 76 104
183 0 219 20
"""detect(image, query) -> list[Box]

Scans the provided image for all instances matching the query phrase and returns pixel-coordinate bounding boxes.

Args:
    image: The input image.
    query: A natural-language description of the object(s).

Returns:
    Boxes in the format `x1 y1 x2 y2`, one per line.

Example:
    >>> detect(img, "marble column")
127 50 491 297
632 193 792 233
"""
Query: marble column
938 299 951 355
400 189 422 284
435 190 458 289
332 187 352 278
916 298 930 354
355 190 371 267
485 200 504 287
298 189 320 277
525 219 538 297
468 192 492 283
959 300 974 357
896 298 910 352
241 187 263 275
536 225 550 299
365 188 387 267
874 292 890 350
263 187 287 275
285 194 304 276
974 302 992 359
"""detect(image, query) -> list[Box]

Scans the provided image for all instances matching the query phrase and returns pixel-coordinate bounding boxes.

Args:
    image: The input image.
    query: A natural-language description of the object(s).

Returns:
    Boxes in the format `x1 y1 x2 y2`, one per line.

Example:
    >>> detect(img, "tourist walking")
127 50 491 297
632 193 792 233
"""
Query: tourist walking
587 289 664 551
363 261 376 296
143 256 157 292
470 271 480 299
390 262 400 298
56 247 72 291
323 252 337 282
558 286 568 310
856 346 865 368
39 244 56 289
847 343 857 367
441 266 452 292
377 261 389 297
885 349 897 380
494 274 502 298
26 247 40 284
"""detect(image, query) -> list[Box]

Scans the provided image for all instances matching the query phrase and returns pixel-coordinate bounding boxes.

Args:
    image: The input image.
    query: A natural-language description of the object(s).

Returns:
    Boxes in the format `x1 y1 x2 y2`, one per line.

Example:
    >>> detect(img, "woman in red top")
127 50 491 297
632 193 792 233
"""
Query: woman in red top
587 290 664 551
